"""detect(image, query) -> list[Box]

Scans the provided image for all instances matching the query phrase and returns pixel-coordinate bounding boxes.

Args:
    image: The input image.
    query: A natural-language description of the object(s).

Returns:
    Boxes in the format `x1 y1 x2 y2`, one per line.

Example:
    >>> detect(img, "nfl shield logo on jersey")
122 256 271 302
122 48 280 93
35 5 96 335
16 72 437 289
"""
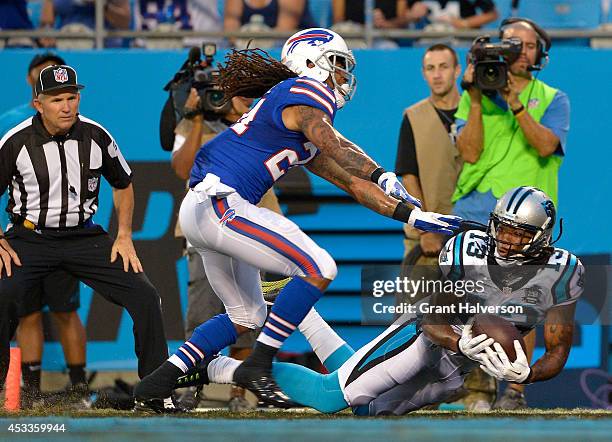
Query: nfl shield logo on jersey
88 176 99 192
54 68 69 83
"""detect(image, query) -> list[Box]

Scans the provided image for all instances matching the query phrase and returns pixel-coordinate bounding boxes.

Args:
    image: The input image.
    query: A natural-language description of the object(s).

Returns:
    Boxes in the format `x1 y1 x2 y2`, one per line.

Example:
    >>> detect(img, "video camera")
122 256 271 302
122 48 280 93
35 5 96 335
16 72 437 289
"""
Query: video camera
164 43 231 121
160 43 232 151
468 36 522 91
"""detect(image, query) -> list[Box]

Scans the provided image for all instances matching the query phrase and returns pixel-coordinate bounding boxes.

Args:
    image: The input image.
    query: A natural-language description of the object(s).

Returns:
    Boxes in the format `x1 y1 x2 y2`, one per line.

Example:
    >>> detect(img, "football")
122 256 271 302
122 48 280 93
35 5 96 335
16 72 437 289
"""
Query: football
472 314 526 361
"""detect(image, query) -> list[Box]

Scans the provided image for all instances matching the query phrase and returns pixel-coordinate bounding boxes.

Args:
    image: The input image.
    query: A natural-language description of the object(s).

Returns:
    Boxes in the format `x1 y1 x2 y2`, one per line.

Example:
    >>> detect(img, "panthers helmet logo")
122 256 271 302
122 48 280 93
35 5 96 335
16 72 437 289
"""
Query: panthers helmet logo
541 199 556 225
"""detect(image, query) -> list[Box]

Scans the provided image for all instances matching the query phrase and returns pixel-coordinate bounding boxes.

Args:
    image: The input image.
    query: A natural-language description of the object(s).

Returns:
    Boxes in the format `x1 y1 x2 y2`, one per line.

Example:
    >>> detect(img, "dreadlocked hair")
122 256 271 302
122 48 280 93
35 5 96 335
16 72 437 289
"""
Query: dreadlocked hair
218 48 297 100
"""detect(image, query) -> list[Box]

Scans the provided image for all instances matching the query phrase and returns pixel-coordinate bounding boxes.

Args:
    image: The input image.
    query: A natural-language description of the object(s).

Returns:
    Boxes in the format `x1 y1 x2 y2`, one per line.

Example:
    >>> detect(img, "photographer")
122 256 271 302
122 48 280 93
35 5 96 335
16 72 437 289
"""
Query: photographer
452 18 570 409
170 78 281 411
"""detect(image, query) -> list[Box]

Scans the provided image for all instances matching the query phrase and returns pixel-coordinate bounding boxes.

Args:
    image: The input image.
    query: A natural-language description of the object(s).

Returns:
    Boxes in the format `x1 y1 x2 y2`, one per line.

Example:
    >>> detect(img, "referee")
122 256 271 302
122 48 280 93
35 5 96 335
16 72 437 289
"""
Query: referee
0 64 168 387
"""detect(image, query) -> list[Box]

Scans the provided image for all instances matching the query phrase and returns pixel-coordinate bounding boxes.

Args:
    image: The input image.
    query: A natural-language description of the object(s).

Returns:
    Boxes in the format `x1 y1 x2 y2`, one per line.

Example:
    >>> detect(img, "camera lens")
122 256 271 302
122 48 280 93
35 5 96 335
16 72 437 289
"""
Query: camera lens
209 90 225 105
484 66 500 82
475 61 507 91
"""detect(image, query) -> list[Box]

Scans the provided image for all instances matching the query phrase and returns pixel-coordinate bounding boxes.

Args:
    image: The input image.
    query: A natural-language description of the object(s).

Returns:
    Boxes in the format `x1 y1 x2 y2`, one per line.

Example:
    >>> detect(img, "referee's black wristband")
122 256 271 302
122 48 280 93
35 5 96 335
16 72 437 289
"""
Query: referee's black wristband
392 202 413 223
371 167 385 184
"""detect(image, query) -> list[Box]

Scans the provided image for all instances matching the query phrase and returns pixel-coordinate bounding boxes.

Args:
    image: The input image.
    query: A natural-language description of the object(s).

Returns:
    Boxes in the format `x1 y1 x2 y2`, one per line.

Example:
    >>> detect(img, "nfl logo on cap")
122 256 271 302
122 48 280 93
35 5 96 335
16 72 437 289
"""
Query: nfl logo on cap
35 64 85 96
53 68 69 83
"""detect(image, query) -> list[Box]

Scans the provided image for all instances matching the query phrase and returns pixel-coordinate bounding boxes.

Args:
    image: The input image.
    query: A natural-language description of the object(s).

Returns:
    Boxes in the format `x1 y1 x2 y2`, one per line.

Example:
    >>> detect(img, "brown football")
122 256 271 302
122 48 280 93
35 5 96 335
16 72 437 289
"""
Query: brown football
472 314 526 361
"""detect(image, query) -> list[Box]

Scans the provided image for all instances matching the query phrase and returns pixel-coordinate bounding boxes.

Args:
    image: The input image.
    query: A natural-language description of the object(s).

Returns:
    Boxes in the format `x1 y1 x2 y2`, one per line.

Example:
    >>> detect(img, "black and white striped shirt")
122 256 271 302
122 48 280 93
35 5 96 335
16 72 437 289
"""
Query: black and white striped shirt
0 113 132 229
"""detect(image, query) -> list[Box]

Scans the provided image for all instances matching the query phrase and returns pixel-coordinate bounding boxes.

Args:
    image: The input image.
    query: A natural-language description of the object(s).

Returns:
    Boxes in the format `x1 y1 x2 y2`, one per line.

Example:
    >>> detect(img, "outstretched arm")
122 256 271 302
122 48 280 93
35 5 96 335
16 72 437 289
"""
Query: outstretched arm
292 105 379 180
306 154 398 217
284 105 422 208
306 154 460 235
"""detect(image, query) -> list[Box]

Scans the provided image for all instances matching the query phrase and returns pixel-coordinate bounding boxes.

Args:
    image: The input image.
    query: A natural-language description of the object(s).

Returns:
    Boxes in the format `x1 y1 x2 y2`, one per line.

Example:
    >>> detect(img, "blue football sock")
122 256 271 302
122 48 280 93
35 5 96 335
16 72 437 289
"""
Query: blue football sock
258 278 324 349
322 344 355 372
272 362 348 413
171 314 237 372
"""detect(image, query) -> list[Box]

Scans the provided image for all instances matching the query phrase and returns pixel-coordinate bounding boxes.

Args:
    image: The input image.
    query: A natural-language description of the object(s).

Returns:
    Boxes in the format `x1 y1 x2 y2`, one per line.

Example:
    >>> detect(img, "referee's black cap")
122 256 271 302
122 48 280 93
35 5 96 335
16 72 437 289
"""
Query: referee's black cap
28 52 66 74
35 64 85 96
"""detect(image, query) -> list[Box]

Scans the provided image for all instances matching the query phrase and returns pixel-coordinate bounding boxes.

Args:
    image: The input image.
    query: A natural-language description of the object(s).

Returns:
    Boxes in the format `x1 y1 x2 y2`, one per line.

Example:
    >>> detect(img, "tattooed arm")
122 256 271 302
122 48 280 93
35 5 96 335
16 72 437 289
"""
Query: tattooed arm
525 302 576 383
283 105 380 180
306 154 398 217
290 105 462 234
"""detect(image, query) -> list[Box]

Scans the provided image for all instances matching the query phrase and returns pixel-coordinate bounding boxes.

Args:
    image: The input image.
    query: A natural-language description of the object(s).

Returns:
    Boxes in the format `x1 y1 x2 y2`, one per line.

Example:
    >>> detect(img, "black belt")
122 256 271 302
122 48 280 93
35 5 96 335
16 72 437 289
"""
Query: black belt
9 215 95 232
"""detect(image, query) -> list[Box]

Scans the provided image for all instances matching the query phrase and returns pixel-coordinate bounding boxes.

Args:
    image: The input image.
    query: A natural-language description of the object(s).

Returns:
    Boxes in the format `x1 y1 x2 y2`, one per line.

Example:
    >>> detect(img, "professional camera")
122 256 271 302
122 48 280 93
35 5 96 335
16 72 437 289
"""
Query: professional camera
165 43 232 121
468 36 522 91
160 43 233 151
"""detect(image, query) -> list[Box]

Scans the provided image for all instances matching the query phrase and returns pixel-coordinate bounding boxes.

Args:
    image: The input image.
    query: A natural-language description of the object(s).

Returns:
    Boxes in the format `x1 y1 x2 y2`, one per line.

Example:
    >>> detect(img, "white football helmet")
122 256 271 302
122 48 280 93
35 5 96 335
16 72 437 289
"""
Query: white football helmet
281 28 357 108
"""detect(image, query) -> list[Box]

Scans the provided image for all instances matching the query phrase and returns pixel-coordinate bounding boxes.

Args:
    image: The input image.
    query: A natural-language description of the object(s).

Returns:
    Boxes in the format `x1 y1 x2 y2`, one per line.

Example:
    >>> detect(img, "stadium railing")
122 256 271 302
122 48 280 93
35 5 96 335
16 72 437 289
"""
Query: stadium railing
3 0 612 48
4 28 612 49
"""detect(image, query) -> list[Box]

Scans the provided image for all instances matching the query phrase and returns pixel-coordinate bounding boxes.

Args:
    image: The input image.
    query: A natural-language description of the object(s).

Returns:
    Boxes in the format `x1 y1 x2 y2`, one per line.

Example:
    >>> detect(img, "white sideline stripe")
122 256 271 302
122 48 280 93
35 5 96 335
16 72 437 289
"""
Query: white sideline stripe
185 341 204 359
289 87 334 117
296 78 336 103
269 312 296 330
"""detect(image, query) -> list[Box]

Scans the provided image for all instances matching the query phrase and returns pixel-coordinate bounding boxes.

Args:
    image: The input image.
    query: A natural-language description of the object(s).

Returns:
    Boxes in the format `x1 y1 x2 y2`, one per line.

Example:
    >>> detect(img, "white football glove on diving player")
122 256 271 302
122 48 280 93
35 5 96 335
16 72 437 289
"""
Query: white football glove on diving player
377 171 422 208
457 323 495 363
408 208 463 235
480 341 531 383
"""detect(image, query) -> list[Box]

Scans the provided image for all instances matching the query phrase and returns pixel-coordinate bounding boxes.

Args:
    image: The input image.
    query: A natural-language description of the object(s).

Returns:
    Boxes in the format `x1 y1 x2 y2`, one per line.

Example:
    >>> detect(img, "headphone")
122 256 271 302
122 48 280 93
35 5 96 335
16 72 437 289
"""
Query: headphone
499 17 552 71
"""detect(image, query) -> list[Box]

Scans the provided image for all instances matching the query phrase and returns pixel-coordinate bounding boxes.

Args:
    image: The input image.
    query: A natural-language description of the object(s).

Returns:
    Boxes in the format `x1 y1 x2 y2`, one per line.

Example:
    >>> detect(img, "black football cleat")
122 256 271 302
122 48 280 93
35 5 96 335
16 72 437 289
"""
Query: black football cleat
133 395 186 414
133 361 185 414
174 354 218 389
233 365 298 409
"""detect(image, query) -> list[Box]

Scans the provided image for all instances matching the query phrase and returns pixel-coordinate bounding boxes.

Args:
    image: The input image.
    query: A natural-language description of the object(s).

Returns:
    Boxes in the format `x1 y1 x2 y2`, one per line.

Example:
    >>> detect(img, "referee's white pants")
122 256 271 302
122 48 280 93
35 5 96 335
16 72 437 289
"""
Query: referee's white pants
178 190 337 329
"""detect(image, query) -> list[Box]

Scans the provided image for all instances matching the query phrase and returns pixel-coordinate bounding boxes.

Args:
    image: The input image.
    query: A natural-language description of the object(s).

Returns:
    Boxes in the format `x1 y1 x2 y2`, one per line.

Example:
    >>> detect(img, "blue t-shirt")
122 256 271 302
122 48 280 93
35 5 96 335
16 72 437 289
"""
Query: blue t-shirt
0 102 34 228
54 0 96 28
190 76 337 204
0 0 33 29
456 89 570 154
0 102 33 138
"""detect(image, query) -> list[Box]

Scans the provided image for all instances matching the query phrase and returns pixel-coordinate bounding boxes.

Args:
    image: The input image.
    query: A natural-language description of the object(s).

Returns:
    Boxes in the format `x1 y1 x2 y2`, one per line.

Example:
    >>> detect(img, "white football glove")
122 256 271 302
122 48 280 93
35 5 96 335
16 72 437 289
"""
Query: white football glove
408 208 463 235
377 171 422 208
480 341 531 383
457 323 494 363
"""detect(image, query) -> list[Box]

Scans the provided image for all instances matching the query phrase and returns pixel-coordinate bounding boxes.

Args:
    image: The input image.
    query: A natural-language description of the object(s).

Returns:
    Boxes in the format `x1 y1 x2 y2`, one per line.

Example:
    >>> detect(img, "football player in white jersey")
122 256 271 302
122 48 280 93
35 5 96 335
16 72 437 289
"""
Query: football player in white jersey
177 187 584 415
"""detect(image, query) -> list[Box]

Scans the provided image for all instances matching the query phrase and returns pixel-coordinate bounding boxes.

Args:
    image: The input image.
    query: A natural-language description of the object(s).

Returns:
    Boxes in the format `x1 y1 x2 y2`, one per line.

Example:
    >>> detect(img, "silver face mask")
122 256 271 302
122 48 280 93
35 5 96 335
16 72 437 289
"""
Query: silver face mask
317 50 356 108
